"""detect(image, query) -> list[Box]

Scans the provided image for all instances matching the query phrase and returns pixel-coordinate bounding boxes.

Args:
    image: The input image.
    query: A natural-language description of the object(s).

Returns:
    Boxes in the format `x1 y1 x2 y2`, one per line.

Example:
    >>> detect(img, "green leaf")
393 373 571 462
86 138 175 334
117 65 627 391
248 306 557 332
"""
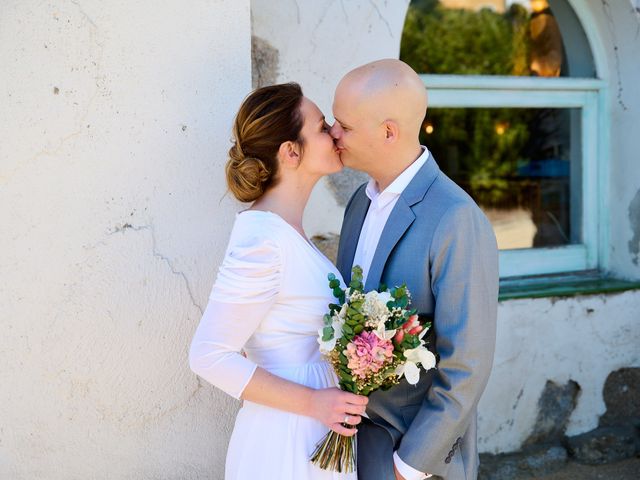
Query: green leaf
353 324 364 334
322 326 334 342
343 324 353 335
329 279 340 289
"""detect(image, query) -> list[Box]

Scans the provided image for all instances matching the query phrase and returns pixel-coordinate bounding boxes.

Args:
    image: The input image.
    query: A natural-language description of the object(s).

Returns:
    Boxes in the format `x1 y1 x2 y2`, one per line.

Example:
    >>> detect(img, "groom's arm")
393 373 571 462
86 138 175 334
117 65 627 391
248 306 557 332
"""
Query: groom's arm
396 201 499 478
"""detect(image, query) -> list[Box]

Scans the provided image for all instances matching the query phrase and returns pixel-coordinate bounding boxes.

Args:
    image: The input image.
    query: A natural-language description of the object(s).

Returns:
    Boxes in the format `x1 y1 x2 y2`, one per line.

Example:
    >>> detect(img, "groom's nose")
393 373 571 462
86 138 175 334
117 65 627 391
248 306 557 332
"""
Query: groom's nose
329 123 341 139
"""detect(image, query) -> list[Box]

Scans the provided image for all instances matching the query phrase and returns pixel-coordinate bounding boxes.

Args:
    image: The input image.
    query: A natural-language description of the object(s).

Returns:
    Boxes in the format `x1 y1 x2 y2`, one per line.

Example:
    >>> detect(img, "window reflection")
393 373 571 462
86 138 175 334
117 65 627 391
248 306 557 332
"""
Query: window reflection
401 0 567 77
422 107 579 249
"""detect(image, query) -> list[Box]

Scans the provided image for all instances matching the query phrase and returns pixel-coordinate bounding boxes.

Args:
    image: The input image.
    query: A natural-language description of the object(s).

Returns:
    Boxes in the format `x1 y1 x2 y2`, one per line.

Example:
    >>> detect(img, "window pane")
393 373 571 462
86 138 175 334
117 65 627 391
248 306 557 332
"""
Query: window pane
401 0 568 77
422 107 581 249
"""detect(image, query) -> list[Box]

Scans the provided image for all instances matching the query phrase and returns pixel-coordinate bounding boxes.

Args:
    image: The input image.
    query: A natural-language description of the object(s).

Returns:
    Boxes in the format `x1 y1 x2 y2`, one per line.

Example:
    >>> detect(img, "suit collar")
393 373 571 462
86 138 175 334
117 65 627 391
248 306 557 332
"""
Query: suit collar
401 152 440 207
364 153 441 291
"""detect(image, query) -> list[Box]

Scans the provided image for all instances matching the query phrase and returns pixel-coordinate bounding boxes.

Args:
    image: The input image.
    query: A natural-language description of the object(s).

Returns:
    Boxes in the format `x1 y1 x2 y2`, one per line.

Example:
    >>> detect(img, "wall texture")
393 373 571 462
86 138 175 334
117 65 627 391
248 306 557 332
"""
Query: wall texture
0 1 250 478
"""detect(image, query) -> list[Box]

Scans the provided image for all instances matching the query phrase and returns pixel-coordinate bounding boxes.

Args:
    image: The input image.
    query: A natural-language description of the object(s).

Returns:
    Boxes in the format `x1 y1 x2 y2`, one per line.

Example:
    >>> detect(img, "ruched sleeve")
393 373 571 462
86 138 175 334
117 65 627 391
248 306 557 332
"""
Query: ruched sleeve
189 233 282 399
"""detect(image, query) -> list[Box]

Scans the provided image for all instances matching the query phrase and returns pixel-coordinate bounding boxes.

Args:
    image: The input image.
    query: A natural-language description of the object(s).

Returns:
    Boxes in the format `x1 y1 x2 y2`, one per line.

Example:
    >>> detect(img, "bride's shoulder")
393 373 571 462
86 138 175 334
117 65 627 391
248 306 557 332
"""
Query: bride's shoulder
228 210 287 248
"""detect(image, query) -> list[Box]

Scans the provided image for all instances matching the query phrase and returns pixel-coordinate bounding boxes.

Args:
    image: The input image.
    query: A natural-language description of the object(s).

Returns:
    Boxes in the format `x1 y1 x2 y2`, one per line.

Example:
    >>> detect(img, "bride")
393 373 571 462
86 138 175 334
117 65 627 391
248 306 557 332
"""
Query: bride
189 82 367 479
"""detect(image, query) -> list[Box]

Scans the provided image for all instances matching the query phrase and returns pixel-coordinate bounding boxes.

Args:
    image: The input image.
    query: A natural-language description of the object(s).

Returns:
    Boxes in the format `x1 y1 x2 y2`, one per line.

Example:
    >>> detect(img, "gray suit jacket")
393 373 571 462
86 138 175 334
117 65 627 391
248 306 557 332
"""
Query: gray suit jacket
336 154 498 480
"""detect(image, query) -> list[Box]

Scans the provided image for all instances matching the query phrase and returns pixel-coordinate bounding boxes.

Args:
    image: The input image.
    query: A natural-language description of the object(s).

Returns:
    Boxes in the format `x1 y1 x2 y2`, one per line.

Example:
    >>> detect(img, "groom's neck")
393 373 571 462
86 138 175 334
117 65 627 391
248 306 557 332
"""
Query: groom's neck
371 143 423 192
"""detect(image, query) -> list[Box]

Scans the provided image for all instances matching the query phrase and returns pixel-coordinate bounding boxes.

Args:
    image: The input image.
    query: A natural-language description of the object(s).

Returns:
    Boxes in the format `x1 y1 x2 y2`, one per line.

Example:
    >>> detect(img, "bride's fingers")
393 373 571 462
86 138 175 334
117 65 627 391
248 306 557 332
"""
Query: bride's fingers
344 404 367 416
331 423 358 436
337 413 362 425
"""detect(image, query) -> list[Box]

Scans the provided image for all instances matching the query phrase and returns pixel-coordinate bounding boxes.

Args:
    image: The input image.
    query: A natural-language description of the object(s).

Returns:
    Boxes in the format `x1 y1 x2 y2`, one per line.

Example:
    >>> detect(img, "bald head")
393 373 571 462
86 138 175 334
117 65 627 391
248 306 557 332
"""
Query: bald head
336 59 427 137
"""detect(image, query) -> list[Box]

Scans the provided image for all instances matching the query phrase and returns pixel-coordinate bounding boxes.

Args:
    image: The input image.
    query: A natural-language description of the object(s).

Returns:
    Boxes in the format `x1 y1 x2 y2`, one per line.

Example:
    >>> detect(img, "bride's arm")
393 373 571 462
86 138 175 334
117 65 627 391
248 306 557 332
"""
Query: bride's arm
242 367 367 436
189 299 366 436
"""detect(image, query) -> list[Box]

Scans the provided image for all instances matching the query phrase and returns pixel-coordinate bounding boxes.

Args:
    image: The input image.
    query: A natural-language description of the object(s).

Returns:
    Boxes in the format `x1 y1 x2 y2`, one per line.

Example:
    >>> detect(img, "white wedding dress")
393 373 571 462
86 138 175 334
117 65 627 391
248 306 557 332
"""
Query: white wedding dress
190 210 356 480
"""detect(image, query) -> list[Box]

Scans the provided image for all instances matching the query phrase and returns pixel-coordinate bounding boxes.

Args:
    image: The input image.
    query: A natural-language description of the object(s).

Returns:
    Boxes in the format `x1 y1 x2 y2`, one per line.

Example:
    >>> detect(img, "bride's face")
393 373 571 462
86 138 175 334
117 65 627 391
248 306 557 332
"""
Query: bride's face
297 97 343 176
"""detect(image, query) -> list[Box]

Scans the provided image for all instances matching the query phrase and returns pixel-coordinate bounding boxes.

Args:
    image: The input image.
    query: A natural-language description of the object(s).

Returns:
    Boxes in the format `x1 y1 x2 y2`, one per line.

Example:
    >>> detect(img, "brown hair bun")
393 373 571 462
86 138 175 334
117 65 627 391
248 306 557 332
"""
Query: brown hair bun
225 83 304 203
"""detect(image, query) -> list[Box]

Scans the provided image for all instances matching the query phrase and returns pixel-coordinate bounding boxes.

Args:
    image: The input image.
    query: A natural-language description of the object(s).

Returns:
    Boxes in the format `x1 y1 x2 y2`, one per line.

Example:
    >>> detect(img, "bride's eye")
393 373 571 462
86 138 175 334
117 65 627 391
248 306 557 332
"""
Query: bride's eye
322 122 330 132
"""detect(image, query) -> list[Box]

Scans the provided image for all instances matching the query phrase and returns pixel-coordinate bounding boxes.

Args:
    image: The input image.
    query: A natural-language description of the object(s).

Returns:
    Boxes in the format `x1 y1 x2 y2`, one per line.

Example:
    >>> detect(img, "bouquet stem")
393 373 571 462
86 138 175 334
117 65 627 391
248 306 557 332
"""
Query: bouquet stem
310 428 357 473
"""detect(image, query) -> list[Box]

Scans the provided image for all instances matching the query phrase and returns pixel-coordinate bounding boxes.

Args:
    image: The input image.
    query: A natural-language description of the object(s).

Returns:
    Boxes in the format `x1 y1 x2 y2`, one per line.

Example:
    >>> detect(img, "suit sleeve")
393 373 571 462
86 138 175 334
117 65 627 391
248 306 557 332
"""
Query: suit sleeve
396 201 499 477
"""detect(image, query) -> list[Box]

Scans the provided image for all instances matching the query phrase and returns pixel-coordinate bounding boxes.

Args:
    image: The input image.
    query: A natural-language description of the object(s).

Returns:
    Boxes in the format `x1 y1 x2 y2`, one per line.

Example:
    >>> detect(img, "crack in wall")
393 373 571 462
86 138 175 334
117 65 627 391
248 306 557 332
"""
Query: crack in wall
292 0 301 24
108 222 204 315
339 0 348 23
628 189 640 265
309 0 335 56
368 0 394 38
1 0 105 186
601 0 628 111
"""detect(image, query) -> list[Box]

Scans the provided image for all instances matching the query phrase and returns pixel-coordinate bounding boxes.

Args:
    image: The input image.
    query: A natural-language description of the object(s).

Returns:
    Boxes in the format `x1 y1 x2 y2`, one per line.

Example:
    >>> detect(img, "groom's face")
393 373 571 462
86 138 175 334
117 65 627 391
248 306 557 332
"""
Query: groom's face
330 86 379 173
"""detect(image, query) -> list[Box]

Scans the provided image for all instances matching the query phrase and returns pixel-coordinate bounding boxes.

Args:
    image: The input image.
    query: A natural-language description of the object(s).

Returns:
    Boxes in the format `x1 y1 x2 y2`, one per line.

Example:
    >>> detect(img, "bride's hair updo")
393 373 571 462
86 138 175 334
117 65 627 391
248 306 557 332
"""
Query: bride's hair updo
226 82 305 202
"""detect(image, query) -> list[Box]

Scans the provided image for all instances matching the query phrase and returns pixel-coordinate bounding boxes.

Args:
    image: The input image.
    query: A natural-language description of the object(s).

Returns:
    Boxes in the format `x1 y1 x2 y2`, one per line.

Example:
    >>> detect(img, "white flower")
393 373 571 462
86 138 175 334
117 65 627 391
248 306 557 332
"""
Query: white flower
317 330 336 354
376 291 392 305
317 311 346 354
395 345 437 385
373 326 397 341
363 291 390 326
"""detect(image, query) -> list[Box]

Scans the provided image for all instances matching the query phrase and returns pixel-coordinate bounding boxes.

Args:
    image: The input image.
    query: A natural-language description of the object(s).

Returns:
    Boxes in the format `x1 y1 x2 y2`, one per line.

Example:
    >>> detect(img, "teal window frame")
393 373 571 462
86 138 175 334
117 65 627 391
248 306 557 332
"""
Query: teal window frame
422 74 607 278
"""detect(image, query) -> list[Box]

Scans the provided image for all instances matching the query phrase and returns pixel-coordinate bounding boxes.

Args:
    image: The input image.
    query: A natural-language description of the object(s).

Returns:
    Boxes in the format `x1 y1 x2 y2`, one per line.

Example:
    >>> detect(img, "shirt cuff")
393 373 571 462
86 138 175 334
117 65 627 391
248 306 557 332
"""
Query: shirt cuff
393 451 432 479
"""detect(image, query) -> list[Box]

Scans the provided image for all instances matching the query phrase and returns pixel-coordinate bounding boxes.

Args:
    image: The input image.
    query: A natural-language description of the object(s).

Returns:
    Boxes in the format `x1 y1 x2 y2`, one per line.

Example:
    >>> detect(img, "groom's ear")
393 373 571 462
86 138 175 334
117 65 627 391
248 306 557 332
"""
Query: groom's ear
278 141 301 168
383 120 399 144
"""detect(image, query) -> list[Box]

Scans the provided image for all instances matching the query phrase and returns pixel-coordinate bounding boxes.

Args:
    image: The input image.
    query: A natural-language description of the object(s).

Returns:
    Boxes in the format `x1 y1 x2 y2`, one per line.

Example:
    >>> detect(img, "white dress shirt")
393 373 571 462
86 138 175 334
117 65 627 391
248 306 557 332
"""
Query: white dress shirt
352 146 432 480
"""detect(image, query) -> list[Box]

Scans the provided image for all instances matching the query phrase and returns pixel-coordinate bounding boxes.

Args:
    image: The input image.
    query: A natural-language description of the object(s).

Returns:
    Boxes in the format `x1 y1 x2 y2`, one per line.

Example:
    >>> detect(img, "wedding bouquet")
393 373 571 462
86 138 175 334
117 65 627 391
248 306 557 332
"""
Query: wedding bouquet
310 266 437 473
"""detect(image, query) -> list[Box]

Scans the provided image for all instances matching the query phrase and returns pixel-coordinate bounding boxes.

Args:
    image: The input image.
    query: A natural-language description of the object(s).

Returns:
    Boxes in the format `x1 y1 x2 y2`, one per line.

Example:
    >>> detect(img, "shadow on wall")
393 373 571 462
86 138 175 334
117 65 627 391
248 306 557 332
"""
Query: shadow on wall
479 368 640 480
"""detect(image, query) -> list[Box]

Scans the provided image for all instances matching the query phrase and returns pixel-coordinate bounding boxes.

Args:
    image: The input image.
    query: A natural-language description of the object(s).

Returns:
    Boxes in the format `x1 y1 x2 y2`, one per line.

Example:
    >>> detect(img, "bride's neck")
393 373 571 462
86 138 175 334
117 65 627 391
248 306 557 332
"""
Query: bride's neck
250 175 317 232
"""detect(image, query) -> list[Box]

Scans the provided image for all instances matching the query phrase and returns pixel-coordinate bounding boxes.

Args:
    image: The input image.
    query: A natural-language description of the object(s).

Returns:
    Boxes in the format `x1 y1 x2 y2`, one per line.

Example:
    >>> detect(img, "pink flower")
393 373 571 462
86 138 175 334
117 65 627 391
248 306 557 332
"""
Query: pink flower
344 331 394 379
393 314 423 344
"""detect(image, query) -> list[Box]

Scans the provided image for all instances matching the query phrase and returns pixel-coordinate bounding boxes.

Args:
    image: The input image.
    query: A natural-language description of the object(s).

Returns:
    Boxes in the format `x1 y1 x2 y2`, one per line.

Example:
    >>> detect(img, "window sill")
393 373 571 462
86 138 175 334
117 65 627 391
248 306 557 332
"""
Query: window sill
499 271 640 301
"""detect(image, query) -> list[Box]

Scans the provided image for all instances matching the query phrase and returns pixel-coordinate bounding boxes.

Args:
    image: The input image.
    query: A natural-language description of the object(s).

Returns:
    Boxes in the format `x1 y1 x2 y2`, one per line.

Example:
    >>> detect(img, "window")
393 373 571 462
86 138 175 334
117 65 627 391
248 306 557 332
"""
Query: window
401 0 606 277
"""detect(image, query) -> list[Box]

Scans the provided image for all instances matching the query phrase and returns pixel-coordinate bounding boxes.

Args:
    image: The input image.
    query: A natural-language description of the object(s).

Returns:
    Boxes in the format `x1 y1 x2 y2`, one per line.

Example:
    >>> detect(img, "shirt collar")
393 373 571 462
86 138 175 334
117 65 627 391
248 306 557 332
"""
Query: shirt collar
365 146 430 207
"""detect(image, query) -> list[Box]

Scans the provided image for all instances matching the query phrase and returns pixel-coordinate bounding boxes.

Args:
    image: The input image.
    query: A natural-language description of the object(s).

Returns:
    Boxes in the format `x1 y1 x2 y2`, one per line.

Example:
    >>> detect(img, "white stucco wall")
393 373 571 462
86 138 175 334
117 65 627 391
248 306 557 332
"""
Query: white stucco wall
0 1 250 478
479 290 640 453
252 0 640 455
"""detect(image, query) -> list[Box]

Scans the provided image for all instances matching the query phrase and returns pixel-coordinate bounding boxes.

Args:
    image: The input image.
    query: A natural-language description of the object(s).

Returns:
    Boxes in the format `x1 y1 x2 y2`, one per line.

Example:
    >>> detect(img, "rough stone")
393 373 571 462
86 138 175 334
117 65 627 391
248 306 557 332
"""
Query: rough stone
565 425 639 465
479 444 568 480
251 36 278 88
524 380 580 446
311 233 340 265
599 367 640 427
326 168 369 207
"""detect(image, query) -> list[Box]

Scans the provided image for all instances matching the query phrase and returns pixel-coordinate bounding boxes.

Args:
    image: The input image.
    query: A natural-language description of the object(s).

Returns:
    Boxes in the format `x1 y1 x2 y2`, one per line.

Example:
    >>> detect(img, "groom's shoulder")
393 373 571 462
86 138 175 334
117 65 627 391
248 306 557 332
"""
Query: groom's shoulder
427 168 480 211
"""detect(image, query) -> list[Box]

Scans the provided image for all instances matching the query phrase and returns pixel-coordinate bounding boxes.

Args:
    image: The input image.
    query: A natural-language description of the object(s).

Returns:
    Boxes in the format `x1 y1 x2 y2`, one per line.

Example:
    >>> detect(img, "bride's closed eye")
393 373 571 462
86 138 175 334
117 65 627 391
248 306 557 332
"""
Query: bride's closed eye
321 122 331 133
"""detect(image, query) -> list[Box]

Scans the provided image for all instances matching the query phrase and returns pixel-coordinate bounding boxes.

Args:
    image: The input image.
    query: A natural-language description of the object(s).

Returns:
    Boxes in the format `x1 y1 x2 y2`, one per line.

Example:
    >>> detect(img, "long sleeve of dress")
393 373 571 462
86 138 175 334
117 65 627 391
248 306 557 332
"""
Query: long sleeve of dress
189 233 282 399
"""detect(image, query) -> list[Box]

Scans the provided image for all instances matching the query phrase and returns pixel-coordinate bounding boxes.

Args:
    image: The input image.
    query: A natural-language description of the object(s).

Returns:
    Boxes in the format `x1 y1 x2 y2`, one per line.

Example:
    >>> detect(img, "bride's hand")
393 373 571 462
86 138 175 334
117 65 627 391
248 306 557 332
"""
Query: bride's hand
307 387 368 436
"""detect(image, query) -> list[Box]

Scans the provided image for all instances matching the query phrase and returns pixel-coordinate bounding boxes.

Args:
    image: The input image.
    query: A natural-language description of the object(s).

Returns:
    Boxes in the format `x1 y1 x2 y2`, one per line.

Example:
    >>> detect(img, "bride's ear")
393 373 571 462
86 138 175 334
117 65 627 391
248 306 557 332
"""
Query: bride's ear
277 141 301 169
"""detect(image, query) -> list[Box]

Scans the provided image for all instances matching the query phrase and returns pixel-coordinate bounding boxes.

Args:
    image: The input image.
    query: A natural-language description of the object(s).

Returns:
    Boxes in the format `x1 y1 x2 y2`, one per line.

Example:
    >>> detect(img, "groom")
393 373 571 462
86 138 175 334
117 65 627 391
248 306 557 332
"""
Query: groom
331 59 499 480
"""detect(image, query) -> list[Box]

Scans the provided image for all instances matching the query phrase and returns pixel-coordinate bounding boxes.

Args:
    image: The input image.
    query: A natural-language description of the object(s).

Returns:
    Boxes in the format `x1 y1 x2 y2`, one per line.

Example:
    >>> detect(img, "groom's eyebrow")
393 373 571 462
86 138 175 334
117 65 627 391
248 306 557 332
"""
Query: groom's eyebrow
334 117 351 129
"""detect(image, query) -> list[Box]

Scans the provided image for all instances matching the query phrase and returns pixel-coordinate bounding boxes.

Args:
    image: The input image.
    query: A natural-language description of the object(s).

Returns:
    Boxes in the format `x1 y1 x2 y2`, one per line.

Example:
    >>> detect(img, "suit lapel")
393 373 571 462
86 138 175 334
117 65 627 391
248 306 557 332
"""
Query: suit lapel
338 188 370 284
364 154 441 292
365 199 415 291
